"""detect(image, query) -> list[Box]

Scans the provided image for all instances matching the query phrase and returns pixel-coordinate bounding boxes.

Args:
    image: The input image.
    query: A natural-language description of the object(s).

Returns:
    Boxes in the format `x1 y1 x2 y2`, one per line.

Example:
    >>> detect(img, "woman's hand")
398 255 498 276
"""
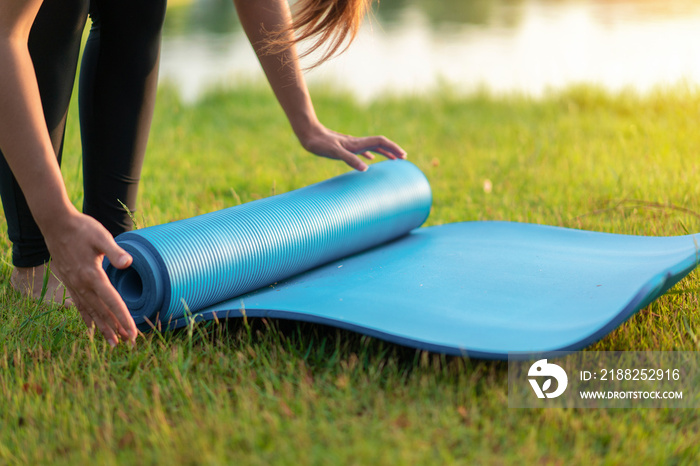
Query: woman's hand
0 0 137 346
234 0 407 171
298 124 407 171
43 210 137 347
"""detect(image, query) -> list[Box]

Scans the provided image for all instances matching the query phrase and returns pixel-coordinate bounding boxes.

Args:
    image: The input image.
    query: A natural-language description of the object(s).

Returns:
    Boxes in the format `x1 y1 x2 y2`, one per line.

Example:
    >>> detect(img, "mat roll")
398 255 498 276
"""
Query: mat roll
104 160 432 327
105 159 700 358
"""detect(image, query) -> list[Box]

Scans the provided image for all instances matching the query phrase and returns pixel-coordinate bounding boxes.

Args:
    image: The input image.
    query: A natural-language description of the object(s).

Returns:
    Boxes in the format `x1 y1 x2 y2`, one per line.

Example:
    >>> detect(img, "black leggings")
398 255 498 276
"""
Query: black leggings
0 0 167 267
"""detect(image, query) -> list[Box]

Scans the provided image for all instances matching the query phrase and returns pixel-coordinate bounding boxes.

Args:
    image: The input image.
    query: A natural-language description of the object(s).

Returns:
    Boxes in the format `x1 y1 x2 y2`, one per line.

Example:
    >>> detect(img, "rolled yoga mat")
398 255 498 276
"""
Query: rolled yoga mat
105 160 700 359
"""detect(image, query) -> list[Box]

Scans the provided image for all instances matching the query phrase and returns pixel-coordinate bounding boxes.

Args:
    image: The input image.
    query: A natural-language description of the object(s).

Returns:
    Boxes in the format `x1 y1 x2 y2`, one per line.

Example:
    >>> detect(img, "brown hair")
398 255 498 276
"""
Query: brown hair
265 0 375 68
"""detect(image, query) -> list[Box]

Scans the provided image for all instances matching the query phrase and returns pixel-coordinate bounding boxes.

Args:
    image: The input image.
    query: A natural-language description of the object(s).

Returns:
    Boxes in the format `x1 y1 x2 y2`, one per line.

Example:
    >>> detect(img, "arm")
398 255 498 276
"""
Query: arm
232 0 406 171
0 1 136 346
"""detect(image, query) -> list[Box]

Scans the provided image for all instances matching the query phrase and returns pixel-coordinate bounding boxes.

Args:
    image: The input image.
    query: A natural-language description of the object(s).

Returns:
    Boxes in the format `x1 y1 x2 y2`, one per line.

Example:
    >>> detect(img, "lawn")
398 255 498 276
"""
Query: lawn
1 82 699 464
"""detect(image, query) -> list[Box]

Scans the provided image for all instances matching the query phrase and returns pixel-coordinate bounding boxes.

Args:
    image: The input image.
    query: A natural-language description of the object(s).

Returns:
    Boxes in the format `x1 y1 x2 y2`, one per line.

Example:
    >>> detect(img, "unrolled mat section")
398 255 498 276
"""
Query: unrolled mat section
105 160 700 359
104 160 432 327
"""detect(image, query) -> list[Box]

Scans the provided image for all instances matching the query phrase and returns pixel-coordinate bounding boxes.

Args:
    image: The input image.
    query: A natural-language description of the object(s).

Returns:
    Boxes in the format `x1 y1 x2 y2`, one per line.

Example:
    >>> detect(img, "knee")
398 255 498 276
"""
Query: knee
92 0 167 40
33 0 89 41
132 0 168 37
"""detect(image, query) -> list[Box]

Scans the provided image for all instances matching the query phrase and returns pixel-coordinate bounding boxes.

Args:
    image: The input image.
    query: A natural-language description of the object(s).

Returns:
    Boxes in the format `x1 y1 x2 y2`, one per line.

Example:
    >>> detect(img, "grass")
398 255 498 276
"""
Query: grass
2 82 700 464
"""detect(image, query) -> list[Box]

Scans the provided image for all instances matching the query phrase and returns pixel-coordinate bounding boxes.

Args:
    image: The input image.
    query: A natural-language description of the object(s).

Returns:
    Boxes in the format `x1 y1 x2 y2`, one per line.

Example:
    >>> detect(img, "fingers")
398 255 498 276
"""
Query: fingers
333 135 408 171
346 135 407 160
94 270 138 342
94 229 136 339
336 148 369 172
102 238 132 270
81 312 95 331
89 237 138 343
302 126 405 171
71 244 137 345
74 294 120 347
374 147 401 160
44 212 137 347
73 279 137 346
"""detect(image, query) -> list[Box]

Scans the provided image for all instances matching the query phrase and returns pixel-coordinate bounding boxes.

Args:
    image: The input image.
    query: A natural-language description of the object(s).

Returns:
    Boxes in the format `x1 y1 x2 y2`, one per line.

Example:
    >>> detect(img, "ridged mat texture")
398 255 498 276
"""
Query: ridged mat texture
105 160 700 359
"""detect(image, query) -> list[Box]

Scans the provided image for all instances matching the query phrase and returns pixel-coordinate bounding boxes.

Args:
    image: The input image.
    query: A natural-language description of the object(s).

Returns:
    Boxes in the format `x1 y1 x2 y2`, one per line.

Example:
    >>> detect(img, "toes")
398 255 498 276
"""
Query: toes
11 265 73 308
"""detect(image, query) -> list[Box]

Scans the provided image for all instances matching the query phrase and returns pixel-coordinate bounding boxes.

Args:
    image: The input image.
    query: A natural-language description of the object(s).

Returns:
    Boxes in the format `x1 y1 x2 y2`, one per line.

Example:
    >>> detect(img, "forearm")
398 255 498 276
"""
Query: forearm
233 0 405 171
0 34 77 232
232 0 321 140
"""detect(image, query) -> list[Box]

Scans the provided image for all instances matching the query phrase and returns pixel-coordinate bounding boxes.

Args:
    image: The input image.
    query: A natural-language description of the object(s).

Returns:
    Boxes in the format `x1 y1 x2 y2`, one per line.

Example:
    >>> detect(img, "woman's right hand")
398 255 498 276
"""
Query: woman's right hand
43 210 137 346
0 1 136 346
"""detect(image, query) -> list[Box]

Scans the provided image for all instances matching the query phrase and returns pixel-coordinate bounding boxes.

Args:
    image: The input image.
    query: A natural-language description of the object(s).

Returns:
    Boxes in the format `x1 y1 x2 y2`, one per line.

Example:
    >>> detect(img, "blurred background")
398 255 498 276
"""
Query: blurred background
160 0 700 102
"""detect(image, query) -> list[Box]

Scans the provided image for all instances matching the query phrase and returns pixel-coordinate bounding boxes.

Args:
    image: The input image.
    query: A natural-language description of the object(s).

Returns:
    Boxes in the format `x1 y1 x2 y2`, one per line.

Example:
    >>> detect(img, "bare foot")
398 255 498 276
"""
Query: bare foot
10 264 74 308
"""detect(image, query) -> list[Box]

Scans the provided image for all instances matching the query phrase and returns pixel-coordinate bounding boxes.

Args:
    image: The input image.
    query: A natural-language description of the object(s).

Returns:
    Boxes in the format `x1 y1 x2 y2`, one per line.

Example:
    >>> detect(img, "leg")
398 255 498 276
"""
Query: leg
0 0 88 267
79 0 167 237
0 0 88 303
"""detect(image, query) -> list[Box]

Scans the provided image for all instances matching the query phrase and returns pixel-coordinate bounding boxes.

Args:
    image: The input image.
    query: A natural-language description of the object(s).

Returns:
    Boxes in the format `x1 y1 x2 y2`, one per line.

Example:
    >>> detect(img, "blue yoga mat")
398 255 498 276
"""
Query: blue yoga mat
105 160 699 359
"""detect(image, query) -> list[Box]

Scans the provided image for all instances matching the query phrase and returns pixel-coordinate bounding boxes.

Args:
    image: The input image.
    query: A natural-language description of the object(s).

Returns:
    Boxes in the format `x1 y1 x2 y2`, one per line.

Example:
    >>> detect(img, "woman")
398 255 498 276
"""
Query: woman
0 0 406 346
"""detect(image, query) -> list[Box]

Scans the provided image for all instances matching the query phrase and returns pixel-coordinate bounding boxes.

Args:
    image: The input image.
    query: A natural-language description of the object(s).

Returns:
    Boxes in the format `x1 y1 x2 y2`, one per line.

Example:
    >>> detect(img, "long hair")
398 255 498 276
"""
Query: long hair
265 0 375 68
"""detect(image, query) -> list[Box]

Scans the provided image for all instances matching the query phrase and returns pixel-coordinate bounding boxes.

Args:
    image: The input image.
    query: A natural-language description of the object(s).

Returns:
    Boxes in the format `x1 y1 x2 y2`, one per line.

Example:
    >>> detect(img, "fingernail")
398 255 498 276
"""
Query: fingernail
119 255 130 267
108 338 117 348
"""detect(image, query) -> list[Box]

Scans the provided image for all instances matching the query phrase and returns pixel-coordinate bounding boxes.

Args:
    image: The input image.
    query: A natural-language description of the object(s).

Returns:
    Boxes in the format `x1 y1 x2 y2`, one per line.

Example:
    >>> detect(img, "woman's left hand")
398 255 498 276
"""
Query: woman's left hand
232 0 406 171
297 124 407 171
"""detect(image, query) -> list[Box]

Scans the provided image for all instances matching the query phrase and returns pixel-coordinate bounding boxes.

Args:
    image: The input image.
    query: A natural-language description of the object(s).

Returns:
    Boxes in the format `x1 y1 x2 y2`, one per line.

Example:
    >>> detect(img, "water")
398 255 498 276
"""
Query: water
160 0 700 102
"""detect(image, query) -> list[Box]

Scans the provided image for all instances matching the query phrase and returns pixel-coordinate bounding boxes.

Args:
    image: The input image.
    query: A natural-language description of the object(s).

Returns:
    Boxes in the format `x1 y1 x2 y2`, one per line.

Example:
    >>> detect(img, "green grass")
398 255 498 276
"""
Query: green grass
2 82 700 464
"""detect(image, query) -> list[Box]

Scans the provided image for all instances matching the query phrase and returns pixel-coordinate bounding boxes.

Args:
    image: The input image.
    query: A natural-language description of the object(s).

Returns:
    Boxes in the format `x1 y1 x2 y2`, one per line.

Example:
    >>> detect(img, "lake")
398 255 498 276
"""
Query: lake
160 0 700 102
